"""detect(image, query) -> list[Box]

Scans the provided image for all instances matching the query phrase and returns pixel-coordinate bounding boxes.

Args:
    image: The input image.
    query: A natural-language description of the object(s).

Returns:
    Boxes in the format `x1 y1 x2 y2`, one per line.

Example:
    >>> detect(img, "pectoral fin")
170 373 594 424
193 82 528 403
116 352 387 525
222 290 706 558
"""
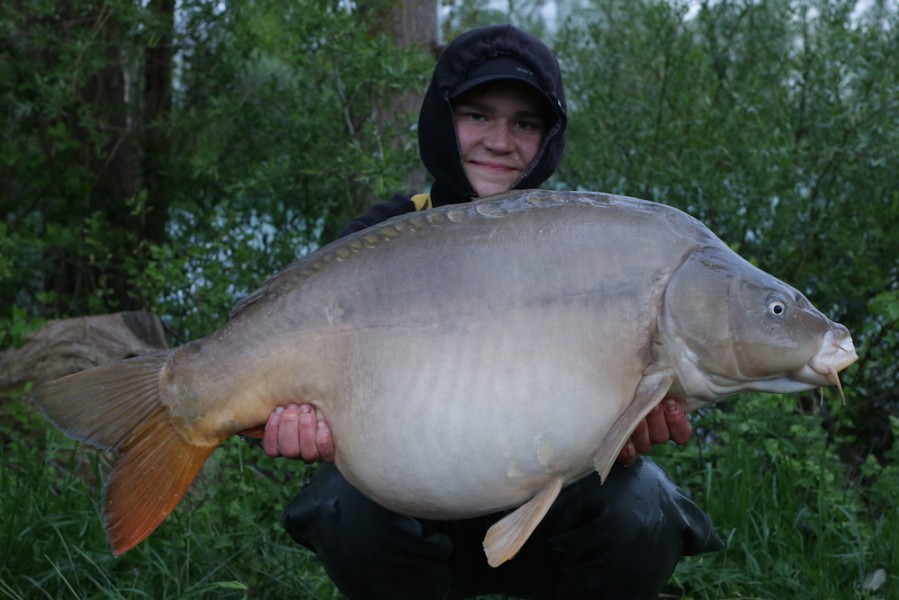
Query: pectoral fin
482 475 565 567
593 369 676 481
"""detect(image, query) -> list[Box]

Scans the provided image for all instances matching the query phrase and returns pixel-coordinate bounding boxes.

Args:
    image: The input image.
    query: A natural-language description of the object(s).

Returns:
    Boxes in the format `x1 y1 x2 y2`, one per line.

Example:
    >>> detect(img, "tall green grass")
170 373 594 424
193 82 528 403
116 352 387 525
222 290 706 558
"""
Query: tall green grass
2 389 896 599
656 395 898 600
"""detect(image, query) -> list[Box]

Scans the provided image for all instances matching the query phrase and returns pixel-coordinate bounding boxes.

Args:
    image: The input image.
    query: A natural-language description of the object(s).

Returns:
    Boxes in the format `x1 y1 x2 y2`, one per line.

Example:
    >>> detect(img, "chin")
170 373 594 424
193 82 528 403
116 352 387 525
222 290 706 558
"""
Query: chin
474 183 514 197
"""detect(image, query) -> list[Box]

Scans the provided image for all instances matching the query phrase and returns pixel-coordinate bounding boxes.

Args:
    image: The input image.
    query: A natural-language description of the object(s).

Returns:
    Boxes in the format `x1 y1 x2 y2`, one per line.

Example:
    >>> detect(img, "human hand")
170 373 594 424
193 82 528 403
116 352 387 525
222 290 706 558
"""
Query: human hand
618 398 692 465
262 403 336 462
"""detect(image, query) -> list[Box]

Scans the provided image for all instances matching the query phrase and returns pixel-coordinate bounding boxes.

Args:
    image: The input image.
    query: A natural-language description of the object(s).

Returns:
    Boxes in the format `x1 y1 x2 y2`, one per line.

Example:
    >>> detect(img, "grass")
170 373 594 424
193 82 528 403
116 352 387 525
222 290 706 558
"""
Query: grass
1 389 896 599
0 390 339 600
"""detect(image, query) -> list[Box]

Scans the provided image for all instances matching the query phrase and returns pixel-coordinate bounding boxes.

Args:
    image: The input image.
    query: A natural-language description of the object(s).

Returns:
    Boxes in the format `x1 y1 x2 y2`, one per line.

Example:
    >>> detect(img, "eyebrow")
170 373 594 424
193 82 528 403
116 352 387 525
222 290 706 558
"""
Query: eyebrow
453 100 544 120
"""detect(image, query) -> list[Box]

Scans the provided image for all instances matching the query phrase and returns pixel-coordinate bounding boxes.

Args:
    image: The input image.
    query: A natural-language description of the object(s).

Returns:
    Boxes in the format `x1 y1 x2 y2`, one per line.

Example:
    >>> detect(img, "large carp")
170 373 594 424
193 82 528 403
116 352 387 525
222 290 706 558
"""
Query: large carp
32 190 857 566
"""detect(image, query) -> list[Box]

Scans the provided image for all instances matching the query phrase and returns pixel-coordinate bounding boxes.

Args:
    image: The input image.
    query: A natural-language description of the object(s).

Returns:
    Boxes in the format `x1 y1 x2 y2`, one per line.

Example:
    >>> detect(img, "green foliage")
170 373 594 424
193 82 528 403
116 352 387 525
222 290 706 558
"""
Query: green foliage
139 0 431 341
1 0 155 318
1 0 431 340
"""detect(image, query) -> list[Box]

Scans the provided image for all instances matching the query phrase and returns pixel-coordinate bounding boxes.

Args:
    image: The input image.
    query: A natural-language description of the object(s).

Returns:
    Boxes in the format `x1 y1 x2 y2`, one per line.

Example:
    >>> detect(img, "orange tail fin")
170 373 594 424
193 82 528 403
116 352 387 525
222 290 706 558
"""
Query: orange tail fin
31 352 219 555
106 410 216 555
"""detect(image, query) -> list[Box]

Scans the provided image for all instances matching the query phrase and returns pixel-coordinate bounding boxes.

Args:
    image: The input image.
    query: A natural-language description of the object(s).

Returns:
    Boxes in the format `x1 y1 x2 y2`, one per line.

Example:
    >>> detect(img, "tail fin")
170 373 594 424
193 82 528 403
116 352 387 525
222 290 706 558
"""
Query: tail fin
31 352 216 555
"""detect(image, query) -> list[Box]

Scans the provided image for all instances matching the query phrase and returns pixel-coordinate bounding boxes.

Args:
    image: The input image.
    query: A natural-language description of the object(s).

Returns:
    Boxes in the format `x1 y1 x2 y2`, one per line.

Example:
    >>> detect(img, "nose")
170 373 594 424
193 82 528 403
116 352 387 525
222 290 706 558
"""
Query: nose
483 122 513 152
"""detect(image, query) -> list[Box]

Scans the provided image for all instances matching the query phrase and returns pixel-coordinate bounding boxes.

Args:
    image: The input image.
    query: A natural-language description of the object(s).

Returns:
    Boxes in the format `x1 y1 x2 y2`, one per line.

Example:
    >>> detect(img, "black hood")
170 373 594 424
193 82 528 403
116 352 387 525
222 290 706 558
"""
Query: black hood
418 25 568 207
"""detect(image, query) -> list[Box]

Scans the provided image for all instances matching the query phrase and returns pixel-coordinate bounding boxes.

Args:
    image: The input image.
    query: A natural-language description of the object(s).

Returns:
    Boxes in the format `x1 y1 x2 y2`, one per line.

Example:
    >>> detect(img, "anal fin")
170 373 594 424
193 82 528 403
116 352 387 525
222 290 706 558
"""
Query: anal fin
482 475 565 567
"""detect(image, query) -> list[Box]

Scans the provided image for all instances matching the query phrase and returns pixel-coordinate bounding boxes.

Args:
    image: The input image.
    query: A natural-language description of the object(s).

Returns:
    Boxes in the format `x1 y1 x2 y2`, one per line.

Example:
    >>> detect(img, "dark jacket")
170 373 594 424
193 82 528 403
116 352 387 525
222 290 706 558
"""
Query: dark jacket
340 24 568 238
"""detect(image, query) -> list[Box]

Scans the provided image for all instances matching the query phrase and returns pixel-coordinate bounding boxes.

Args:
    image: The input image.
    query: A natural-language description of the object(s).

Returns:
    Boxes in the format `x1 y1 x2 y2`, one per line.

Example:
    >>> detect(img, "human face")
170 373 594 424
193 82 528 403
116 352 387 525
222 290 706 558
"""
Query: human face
452 81 548 197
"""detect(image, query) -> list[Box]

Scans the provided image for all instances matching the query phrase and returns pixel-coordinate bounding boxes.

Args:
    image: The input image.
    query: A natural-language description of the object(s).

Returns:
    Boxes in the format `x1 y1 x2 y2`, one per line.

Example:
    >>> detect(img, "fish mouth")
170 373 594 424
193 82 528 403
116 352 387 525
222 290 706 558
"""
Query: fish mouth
802 328 859 401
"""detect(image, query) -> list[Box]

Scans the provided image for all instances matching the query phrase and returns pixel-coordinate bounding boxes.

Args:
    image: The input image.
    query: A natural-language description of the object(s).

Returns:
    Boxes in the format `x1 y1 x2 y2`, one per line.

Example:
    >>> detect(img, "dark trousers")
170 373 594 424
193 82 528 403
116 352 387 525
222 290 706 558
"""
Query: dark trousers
282 458 723 599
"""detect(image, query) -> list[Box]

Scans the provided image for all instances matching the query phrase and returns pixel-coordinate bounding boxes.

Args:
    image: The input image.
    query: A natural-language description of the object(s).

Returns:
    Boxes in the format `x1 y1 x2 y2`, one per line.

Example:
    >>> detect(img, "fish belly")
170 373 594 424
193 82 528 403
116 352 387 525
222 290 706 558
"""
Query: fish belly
322 307 645 518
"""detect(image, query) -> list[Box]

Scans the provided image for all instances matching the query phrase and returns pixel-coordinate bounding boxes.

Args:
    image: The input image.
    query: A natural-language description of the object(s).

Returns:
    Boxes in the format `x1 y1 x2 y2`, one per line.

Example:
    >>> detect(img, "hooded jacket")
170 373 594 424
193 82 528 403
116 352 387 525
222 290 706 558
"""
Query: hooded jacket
340 24 568 236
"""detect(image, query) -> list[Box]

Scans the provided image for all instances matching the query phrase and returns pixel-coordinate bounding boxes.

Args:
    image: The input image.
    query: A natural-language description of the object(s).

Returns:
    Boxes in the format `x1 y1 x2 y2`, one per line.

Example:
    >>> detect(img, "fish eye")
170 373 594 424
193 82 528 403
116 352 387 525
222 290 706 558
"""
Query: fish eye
768 299 787 316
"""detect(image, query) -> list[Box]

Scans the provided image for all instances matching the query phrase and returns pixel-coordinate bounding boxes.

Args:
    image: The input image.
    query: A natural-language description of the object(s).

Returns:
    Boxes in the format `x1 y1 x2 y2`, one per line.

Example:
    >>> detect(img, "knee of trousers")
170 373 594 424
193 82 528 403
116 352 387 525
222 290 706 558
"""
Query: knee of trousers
539 458 722 596
280 464 454 599
575 457 723 556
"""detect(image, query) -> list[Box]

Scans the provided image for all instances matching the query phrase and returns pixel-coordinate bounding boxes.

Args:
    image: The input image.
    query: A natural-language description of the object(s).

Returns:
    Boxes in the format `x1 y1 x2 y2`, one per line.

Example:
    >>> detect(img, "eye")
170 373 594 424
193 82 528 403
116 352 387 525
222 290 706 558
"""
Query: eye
461 110 487 122
515 118 545 135
768 299 786 316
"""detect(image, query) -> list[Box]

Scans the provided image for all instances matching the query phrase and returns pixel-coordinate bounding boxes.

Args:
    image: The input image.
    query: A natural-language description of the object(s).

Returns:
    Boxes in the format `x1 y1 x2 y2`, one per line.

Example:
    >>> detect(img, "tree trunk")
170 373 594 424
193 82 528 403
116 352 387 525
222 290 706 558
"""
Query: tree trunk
388 0 439 52
385 0 439 194
142 0 176 247
0 312 167 392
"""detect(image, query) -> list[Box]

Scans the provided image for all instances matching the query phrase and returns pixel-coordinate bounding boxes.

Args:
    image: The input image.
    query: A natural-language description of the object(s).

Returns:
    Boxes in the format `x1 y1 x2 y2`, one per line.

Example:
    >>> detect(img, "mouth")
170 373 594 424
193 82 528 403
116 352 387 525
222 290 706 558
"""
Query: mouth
470 160 518 173
806 328 859 401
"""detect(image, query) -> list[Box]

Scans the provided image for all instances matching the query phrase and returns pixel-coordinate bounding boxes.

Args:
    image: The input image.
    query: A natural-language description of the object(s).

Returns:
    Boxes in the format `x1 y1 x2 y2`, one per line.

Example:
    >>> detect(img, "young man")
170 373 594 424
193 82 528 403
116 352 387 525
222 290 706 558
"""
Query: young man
265 25 723 599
